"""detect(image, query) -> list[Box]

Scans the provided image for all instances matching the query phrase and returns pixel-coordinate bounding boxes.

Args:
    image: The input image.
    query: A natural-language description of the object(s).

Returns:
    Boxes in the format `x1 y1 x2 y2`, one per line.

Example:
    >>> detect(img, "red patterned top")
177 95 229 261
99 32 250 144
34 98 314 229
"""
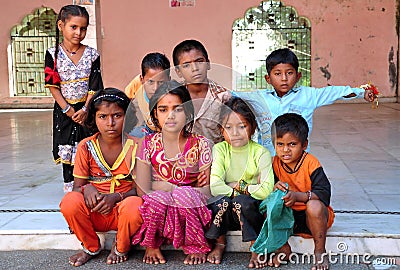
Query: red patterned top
138 133 212 186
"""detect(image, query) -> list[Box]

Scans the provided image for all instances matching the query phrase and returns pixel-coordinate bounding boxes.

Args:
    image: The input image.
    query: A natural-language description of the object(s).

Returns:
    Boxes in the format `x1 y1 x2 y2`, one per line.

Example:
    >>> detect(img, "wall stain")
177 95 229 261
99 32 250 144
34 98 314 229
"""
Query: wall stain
388 46 397 88
319 64 331 80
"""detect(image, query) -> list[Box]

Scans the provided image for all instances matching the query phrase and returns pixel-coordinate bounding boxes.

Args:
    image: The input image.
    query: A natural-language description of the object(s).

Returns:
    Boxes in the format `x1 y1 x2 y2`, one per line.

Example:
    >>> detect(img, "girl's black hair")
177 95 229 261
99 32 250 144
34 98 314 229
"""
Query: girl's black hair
85 88 133 133
149 80 194 137
219 97 258 136
271 113 309 145
54 5 89 68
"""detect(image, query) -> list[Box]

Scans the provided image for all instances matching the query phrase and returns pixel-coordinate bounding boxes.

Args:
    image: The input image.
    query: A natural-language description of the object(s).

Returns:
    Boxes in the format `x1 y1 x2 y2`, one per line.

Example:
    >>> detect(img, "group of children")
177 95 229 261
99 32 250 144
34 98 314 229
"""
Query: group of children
45 5 376 270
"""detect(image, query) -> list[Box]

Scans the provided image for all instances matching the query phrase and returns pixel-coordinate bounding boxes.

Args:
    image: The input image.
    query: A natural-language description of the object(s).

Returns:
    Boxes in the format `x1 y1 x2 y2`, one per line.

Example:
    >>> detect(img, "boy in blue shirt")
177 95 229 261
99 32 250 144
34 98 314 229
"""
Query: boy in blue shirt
233 48 375 155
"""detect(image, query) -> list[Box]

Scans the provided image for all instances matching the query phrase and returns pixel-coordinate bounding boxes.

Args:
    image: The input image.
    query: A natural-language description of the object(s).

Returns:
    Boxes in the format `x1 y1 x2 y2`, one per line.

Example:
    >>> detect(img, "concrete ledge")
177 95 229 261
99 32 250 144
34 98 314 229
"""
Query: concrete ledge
1 231 399 257
0 213 399 256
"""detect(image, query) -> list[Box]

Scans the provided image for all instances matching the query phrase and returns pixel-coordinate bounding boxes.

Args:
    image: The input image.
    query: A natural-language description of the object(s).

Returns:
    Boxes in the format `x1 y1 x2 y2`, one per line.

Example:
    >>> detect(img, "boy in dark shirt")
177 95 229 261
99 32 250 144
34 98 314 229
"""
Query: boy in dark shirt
271 113 334 270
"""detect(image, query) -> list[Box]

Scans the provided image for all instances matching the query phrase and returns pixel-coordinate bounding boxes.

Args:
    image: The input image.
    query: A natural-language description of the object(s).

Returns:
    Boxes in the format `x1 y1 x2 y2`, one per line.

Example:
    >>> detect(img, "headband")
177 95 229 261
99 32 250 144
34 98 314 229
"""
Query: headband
93 94 126 103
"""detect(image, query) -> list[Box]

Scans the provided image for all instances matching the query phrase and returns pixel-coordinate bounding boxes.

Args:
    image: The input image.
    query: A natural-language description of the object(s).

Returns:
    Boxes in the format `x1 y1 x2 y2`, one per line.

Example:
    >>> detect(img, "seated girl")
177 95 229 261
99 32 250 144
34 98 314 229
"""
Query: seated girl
60 88 143 266
132 80 213 265
206 97 274 268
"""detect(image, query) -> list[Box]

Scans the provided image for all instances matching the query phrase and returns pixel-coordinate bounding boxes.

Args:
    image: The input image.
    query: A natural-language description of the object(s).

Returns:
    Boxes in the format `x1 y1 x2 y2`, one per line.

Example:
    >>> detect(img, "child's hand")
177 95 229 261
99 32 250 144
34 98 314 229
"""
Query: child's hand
83 184 100 209
196 171 208 187
360 83 378 102
233 180 249 195
364 89 375 102
282 190 297 207
65 107 76 118
274 181 288 192
91 193 117 215
72 109 87 126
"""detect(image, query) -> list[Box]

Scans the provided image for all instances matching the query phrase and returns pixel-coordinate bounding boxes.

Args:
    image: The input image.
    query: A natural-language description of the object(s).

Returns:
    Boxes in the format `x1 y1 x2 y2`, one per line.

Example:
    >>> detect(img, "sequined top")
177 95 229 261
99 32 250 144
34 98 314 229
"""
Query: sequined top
44 45 103 104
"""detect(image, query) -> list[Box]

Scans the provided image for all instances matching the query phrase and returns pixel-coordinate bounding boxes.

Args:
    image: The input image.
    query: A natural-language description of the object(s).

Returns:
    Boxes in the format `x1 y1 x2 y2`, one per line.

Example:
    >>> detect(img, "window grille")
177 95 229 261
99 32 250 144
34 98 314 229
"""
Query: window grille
10 7 57 96
232 0 311 91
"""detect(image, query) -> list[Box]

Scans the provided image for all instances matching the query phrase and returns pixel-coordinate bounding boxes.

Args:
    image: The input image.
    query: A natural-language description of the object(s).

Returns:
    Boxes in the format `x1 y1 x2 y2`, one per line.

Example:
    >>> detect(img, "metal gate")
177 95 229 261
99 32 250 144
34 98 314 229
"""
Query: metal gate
232 0 311 91
10 7 57 96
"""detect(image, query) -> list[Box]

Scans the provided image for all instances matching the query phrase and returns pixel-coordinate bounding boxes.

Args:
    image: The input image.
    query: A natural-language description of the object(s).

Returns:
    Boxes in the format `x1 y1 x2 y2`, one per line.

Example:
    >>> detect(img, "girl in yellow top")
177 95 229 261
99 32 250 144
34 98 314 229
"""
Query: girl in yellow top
206 97 274 268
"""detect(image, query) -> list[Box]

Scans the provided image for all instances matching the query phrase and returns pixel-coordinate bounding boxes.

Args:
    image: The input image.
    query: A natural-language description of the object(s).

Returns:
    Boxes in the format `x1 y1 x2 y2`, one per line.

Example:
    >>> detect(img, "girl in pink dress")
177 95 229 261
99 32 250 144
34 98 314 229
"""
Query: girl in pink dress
132 80 212 265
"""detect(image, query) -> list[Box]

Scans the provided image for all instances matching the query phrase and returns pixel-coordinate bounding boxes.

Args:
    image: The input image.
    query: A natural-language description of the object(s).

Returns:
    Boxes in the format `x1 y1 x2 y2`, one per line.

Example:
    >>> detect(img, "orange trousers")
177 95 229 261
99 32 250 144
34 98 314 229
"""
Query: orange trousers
60 191 143 254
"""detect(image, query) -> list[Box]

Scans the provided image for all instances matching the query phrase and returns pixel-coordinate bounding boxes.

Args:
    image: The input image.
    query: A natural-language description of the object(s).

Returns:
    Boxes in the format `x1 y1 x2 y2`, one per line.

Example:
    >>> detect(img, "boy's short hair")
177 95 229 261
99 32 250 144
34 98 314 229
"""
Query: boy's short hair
271 113 309 145
266 48 299 75
141 52 170 77
172 39 209 66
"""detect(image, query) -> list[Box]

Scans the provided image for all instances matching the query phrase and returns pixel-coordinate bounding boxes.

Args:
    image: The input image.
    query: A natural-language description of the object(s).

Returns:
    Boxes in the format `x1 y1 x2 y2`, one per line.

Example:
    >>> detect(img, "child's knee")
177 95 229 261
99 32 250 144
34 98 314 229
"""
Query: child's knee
119 196 143 215
119 196 144 224
305 200 327 218
59 191 85 216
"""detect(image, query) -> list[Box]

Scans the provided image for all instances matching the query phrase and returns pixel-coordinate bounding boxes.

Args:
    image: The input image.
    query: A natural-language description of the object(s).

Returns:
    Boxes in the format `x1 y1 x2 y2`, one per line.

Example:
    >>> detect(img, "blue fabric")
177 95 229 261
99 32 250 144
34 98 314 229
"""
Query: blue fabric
250 187 294 254
233 86 364 154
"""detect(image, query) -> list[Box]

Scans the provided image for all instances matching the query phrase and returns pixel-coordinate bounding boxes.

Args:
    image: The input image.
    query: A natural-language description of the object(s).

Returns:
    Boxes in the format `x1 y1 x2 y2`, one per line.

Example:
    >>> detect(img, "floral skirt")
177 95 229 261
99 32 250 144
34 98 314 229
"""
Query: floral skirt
52 102 91 165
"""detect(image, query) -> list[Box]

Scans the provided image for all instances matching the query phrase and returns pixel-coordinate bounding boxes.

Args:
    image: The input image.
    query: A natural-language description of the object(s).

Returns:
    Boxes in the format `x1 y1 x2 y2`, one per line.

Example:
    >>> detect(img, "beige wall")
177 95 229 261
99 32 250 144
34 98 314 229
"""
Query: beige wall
0 0 398 107
99 0 397 97
0 0 71 106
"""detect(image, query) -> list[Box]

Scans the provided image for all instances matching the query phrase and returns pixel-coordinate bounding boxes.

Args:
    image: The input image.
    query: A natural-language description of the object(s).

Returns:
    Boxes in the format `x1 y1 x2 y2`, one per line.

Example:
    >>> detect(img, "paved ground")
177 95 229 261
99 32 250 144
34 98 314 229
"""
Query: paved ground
0 103 400 269
0 250 387 269
1 104 400 212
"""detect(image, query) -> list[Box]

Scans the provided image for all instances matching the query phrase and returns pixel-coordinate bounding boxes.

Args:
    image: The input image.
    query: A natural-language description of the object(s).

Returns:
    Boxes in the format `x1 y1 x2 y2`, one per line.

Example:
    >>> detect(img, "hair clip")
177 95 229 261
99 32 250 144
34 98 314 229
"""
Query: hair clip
93 94 125 103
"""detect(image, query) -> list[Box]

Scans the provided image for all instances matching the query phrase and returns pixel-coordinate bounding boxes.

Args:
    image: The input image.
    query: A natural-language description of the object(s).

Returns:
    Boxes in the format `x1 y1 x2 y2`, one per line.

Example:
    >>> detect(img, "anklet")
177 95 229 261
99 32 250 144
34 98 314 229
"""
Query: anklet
81 243 101 256
114 246 128 257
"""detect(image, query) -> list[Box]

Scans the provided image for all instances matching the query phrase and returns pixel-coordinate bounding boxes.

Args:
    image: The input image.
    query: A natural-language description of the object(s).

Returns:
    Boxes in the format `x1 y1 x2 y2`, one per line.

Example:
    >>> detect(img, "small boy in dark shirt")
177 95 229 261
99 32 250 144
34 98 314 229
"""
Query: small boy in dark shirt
271 113 334 270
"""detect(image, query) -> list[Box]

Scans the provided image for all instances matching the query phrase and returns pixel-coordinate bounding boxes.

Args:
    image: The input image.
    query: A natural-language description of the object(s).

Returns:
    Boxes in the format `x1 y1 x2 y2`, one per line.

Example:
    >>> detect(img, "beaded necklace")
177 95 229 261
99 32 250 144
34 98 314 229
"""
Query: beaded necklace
61 43 82 56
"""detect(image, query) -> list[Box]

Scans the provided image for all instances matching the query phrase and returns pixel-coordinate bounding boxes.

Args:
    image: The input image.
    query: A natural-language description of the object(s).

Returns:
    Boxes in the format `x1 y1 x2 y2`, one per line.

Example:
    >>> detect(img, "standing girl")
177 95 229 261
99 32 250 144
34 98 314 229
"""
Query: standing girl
60 88 143 266
132 80 213 265
205 97 274 268
44 5 103 192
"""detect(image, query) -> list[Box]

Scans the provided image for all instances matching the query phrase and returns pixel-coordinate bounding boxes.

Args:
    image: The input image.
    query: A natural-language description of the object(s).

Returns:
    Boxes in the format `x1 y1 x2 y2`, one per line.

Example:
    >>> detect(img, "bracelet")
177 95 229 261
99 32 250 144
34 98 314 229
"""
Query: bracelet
305 190 312 203
118 192 124 201
81 105 87 112
62 104 71 113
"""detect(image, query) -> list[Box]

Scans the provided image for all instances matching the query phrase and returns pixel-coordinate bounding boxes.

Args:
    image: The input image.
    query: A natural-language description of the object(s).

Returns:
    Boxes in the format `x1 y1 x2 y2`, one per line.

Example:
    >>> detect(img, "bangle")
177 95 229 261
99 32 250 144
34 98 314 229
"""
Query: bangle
118 192 124 201
305 190 312 203
62 104 71 113
81 105 87 112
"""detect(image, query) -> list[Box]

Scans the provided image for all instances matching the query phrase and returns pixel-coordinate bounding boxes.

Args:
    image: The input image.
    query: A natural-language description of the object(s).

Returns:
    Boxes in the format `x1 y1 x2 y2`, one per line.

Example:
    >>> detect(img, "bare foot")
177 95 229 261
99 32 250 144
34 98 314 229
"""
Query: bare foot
268 242 292 267
248 252 266 268
207 243 226 264
69 251 93 267
143 247 166 264
106 242 128 265
311 251 329 270
184 253 207 265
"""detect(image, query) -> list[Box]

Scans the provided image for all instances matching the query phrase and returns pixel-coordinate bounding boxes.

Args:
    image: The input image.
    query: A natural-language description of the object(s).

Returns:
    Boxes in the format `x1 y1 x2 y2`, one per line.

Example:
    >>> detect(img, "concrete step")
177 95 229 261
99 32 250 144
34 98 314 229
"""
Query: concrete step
0 212 399 256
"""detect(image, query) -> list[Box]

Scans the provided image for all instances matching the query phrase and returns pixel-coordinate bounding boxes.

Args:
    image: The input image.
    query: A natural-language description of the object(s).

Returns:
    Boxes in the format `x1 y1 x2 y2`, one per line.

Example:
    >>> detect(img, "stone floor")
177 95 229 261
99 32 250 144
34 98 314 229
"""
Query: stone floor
0 103 399 256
